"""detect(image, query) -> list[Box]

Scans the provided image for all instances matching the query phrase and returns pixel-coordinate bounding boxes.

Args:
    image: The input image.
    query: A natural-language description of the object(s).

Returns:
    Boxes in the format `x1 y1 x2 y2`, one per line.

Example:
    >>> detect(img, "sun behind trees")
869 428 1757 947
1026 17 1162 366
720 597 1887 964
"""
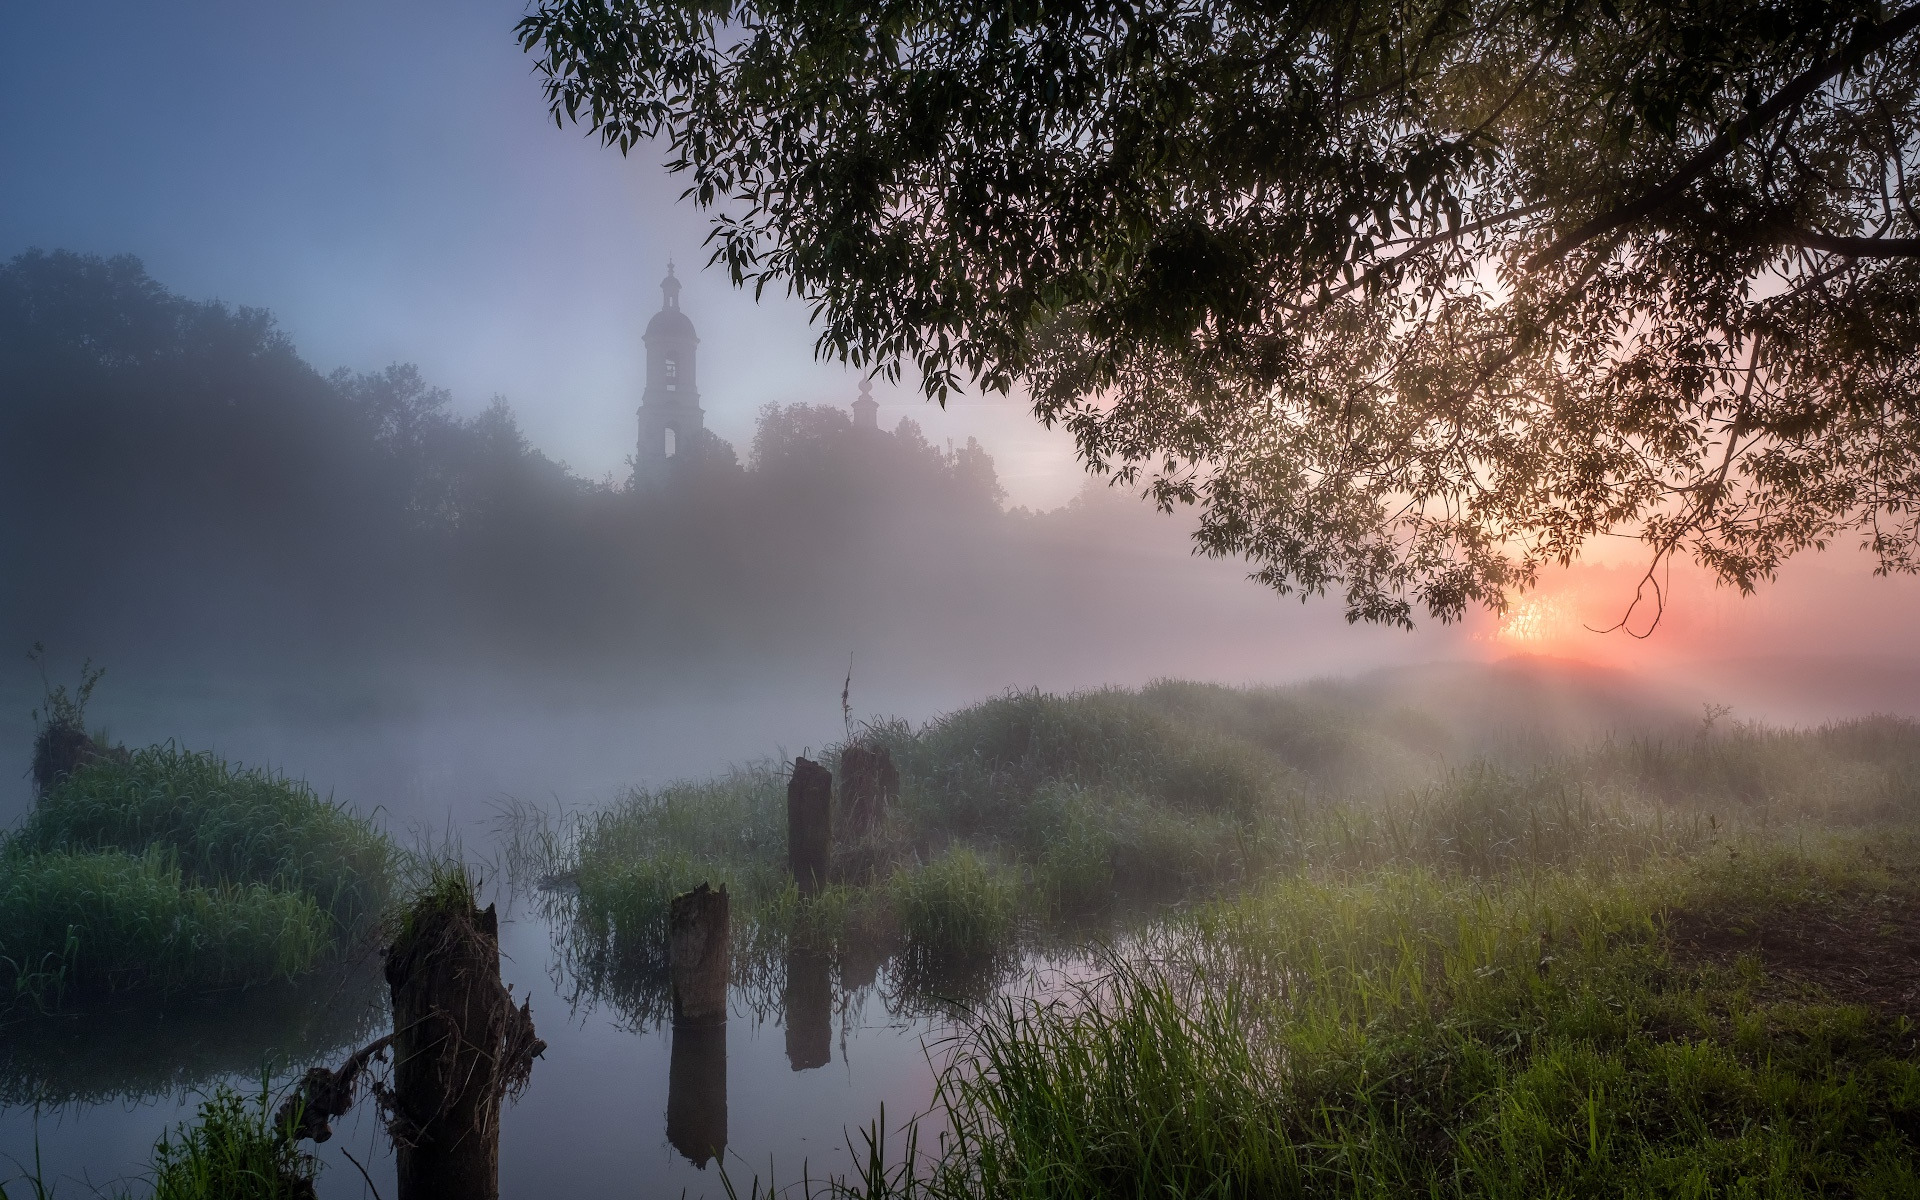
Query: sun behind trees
520 0 1920 630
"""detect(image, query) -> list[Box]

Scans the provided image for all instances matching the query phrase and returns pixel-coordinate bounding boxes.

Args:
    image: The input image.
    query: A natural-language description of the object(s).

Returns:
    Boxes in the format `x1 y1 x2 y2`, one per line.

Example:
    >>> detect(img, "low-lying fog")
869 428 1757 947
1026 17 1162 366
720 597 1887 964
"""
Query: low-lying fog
4 249 1919 838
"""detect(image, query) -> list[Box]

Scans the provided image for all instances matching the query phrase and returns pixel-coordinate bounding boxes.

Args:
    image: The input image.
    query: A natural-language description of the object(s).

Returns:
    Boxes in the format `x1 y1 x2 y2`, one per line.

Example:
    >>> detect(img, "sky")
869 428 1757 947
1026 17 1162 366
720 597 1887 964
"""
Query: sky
6 0 1919 709
0 0 1085 504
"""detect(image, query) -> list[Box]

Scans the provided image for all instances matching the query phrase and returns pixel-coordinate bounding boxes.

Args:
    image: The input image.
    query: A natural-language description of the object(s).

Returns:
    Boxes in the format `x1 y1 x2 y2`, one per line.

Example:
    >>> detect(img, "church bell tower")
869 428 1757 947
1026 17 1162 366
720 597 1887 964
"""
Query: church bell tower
636 263 704 480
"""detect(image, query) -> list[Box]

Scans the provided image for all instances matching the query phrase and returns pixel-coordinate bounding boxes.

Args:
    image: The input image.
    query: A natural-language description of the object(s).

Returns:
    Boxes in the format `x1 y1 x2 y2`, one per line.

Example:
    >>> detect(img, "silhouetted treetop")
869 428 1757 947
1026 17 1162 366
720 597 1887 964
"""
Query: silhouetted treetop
520 0 1920 629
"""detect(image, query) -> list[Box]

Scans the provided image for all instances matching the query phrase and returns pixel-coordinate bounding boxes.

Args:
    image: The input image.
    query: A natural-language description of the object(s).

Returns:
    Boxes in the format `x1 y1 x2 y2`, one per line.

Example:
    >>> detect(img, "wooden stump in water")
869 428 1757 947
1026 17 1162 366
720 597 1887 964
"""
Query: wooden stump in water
667 1022 727 1167
669 883 729 1026
385 885 544 1200
836 744 899 841
788 757 832 896
784 945 832 1071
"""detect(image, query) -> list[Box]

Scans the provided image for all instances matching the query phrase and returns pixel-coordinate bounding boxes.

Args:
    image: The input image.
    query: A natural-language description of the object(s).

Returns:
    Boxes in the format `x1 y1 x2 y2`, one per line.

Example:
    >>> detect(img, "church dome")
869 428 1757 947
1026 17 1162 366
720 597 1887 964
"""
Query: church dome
645 306 698 342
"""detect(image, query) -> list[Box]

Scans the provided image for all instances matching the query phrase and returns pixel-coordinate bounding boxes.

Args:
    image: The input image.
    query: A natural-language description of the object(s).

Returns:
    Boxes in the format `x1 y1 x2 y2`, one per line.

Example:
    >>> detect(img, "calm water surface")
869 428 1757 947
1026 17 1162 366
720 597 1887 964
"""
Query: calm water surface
0 899 984 1197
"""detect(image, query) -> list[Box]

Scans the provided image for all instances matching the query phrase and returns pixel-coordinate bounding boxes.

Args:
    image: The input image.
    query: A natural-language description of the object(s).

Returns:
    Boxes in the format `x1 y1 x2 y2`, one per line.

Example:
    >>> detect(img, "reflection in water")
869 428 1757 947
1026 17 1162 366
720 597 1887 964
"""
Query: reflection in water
783 947 832 1071
0 955 387 1108
666 1021 728 1167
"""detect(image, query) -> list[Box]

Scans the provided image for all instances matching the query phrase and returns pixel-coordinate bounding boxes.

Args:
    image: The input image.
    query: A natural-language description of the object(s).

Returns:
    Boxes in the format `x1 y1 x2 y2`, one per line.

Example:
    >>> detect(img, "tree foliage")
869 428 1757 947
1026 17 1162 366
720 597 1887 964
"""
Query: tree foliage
520 0 1920 627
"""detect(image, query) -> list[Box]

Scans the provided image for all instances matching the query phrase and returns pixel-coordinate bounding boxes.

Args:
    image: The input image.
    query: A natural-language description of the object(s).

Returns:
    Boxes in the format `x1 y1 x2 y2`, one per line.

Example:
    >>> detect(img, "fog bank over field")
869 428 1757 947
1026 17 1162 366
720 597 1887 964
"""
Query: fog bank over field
3 250 1916 834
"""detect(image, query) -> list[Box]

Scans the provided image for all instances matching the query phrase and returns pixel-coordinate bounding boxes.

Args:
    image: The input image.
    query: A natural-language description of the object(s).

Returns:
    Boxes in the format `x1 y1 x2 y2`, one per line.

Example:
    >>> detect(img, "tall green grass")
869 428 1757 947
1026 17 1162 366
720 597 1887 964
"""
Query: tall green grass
147 1085 318 1200
0 849 329 1009
0 1084 319 1200
829 837 1920 1198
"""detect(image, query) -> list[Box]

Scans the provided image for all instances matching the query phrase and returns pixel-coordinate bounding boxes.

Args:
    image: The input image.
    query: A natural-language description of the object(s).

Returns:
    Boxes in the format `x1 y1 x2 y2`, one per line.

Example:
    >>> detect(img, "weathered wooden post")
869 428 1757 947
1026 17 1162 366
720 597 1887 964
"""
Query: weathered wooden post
788 757 832 895
837 744 900 841
385 882 544 1200
669 883 730 1025
784 945 832 1071
667 1021 727 1167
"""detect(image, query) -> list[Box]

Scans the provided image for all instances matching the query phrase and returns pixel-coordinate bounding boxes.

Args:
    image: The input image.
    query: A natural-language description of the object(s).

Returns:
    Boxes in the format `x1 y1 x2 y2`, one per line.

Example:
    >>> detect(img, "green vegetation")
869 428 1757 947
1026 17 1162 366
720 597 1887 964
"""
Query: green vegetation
147 1086 318 1200
0 1085 318 1200
0 849 329 1008
526 680 1920 1029
1 736 396 1013
830 836 1920 1198
10 744 394 936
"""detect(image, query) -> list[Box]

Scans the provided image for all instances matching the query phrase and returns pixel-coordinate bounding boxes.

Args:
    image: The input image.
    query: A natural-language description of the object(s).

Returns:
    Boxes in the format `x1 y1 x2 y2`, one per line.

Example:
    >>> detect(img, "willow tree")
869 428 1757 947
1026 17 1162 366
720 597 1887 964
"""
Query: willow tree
520 0 1920 629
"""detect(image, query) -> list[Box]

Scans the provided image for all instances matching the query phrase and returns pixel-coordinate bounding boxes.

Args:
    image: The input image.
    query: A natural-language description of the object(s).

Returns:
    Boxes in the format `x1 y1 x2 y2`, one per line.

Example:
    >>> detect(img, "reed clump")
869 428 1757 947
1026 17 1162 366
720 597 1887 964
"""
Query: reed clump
10 742 394 936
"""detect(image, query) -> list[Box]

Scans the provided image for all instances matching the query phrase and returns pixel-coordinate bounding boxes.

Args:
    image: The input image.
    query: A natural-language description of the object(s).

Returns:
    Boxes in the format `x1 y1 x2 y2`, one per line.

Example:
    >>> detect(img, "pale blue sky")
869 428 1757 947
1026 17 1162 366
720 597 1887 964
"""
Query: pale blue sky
1 0 1084 502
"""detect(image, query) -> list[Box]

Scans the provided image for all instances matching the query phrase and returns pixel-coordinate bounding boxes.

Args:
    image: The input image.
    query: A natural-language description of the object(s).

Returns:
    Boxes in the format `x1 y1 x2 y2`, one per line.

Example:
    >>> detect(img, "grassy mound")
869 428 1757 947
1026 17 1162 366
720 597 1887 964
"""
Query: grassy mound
1 743 396 1013
10 743 393 936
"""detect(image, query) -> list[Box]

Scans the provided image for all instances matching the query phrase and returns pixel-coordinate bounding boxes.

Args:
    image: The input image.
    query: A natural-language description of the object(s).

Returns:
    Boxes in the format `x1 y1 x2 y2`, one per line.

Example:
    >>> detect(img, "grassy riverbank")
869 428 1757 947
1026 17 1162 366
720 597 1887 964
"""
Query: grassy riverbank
833 831 1920 1197
520 681 1920 1025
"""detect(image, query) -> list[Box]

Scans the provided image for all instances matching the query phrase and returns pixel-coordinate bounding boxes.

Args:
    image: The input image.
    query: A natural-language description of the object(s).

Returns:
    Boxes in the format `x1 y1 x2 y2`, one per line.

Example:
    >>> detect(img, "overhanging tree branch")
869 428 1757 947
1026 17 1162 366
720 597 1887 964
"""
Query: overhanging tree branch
1527 3 1920 269
1776 227 1920 257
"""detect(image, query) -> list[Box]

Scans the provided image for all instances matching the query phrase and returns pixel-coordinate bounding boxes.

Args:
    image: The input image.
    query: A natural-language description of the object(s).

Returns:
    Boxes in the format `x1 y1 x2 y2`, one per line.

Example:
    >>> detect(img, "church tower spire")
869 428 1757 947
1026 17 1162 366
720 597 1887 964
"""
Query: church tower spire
636 262 704 480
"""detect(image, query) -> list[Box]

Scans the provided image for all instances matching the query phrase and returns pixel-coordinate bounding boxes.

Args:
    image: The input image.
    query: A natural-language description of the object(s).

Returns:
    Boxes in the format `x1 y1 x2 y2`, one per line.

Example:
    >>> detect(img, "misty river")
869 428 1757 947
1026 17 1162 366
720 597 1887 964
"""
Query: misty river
0 685 1076 1197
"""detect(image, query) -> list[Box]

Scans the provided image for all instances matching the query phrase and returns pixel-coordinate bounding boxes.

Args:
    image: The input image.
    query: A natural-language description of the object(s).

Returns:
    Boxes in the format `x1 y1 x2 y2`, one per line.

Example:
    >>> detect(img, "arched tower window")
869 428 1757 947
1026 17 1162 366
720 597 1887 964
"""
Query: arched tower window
665 358 678 391
664 427 677 458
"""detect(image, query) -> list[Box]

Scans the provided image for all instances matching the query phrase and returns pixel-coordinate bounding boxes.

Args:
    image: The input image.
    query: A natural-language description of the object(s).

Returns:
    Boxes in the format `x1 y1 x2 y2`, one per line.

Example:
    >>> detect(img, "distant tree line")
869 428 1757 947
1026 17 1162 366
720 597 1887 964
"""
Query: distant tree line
5 250 1261 695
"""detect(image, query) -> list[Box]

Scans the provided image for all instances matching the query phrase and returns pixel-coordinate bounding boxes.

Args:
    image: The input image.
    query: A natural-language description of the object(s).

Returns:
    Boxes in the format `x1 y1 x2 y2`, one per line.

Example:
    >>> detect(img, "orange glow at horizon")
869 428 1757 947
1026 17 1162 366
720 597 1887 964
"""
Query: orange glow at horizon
1467 543 1920 681
1495 595 1566 645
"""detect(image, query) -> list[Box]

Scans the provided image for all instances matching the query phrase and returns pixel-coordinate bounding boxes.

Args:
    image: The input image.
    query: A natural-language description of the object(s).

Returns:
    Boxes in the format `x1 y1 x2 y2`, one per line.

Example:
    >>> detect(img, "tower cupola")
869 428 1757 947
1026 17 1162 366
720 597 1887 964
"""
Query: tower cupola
636 262 705 478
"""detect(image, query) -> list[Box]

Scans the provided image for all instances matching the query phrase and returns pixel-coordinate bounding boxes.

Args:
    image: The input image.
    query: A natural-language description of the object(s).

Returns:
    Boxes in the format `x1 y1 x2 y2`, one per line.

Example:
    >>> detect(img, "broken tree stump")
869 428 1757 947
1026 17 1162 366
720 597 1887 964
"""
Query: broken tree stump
788 757 832 896
667 1021 728 1167
384 883 544 1200
837 744 899 841
669 883 730 1025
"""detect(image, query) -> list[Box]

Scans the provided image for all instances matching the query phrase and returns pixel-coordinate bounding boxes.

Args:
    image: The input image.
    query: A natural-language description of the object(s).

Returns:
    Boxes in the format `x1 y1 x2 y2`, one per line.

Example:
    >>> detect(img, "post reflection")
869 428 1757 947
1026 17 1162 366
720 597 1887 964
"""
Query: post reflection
784 946 831 1071
666 1021 727 1167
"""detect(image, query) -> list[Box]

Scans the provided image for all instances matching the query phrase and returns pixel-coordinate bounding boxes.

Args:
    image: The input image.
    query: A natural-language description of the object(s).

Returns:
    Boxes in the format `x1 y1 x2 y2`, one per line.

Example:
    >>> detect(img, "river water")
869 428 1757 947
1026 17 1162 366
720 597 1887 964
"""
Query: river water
0 891 982 1197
